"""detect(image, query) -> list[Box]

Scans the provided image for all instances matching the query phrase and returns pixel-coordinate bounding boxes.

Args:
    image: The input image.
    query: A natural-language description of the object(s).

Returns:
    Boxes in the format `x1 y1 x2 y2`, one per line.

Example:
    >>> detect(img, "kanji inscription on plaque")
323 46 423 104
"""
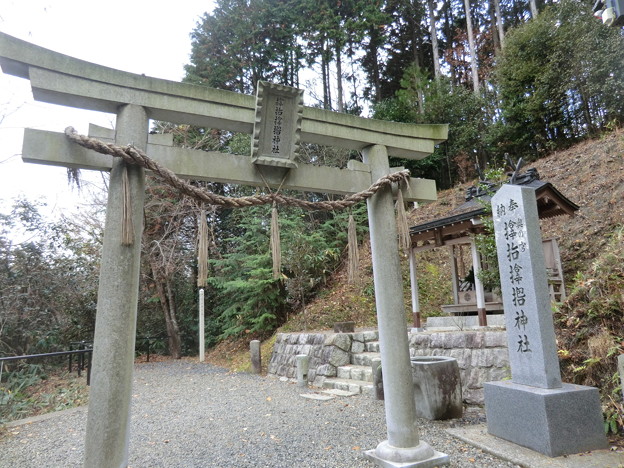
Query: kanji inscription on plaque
251 81 303 169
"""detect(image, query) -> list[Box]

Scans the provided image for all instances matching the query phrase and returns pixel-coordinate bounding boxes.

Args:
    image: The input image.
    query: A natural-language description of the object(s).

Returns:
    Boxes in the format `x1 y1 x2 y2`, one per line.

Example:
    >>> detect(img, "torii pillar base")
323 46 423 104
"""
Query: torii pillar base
365 441 450 468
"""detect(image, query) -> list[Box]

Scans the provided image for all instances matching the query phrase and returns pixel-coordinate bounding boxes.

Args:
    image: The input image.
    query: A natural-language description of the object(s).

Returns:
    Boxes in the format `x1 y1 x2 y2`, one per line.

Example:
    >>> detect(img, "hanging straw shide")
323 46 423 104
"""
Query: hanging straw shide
395 187 411 255
270 203 281 280
197 205 209 288
121 164 135 246
347 213 360 284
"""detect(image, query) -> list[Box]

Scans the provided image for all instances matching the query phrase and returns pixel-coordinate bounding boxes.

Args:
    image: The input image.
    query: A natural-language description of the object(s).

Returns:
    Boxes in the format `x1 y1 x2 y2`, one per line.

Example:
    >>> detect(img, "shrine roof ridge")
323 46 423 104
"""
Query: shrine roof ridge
410 177 579 237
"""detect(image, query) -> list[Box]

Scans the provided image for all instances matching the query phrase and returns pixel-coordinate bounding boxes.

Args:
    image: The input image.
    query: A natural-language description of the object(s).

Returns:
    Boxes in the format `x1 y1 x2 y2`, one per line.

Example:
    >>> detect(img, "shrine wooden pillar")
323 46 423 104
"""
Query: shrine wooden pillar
470 238 488 327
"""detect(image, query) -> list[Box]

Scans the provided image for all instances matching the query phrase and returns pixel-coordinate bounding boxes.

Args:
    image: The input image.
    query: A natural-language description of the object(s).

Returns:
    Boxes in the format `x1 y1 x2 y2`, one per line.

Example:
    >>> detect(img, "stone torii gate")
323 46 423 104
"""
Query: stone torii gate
0 32 449 468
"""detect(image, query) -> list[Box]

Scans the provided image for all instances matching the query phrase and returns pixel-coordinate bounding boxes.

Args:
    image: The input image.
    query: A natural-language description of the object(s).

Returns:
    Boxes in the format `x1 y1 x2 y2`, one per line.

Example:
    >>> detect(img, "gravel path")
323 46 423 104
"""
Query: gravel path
0 360 519 467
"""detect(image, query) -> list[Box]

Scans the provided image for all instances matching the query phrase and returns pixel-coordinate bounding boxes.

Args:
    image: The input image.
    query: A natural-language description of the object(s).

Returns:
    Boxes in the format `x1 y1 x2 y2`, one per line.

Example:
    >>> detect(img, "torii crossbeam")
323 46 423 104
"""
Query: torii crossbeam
1 32 450 468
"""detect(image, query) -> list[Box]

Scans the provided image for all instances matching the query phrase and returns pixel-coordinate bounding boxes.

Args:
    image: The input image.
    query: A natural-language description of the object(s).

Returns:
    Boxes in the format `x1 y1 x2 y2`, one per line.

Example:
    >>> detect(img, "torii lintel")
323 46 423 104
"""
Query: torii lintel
0 31 447 202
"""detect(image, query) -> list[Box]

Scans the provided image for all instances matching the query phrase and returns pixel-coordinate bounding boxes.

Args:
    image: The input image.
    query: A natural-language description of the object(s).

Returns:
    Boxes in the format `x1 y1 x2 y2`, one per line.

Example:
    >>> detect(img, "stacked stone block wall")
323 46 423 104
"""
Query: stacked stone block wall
408 330 510 404
268 329 509 405
268 331 379 386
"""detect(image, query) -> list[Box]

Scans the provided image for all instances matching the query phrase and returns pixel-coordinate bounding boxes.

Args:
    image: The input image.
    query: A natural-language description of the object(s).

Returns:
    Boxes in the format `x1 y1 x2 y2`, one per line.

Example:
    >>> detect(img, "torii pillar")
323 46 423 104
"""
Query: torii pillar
363 145 448 466
0 32 449 468
84 104 147 468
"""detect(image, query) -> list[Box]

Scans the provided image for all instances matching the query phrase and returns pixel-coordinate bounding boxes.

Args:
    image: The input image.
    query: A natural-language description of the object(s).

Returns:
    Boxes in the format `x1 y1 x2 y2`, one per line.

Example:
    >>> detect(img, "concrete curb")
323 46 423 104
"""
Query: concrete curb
446 424 623 468
2 406 86 429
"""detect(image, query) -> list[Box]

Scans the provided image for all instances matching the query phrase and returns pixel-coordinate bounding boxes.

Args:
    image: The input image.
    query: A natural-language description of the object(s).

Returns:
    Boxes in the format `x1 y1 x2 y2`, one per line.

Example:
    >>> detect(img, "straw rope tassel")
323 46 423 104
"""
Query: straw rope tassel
121 164 135 246
347 213 360 284
270 203 281 280
197 205 209 288
396 187 411 254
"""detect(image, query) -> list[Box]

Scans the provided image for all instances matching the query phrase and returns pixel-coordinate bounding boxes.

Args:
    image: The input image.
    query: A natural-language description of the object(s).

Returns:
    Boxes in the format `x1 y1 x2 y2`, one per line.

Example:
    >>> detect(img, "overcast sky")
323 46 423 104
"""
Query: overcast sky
0 0 214 221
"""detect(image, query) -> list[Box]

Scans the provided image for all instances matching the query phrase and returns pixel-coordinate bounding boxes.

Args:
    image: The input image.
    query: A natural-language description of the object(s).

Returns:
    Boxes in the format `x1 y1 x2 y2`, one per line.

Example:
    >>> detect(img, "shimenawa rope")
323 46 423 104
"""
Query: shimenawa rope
64 127 410 211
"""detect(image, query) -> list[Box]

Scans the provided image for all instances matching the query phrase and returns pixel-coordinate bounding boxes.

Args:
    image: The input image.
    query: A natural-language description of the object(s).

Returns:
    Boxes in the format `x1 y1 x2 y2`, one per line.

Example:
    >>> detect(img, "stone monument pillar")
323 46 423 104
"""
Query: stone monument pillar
485 184 607 457
250 340 261 374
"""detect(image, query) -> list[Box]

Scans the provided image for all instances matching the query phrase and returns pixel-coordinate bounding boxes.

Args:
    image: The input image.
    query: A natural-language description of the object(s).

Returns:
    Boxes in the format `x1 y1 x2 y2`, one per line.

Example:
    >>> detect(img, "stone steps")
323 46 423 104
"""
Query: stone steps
365 341 380 352
337 364 373 382
351 352 380 367
321 346 381 396
322 377 375 396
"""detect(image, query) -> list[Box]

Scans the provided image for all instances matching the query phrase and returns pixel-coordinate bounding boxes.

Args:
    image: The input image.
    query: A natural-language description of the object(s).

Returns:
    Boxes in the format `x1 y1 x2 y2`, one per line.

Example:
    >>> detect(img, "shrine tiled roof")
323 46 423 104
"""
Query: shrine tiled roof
410 169 579 238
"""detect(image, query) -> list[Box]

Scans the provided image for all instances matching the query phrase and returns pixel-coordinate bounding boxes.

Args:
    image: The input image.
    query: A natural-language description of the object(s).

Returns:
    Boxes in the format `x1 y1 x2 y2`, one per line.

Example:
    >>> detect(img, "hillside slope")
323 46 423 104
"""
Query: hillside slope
407 129 624 283
208 130 623 433
289 129 624 328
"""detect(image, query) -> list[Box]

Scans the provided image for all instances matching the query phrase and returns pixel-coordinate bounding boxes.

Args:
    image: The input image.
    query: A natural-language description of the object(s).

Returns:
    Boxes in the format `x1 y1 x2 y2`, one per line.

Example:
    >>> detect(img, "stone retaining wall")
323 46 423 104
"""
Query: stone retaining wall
268 331 379 386
268 329 510 405
408 331 510 405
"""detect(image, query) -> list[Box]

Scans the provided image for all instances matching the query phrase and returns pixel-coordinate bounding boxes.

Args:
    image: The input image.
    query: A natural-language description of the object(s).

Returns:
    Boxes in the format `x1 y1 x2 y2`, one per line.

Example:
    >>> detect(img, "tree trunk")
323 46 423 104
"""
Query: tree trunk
490 0 500 52
463 0 480 94
493 0 505 48
579 89 595 135
321 38 330 109
417 89 425 115
529 0 538 19
335 42 344 113
150 259 182 359
428 0 441 79
164 280 182 358
349 43 361 112
409 9 422 69
443 3 457 85
367 26 382 102
325 44 332 110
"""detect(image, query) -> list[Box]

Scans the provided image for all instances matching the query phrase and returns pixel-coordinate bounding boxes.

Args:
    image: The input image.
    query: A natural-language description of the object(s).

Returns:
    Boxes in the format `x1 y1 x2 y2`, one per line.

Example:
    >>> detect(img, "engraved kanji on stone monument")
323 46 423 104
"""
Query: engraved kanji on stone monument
492 184 562 389
251 81 303 169
486 183 608 458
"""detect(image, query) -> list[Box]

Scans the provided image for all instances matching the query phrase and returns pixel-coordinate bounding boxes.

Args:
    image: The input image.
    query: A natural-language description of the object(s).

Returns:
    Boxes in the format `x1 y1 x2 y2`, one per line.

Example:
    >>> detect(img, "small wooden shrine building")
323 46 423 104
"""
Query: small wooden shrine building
408 168 579 329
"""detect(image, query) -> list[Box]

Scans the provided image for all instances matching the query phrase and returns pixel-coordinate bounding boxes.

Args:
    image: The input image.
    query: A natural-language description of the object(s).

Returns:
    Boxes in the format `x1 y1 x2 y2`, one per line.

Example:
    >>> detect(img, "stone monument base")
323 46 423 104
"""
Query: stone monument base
484 381 608 457
364 440 449 468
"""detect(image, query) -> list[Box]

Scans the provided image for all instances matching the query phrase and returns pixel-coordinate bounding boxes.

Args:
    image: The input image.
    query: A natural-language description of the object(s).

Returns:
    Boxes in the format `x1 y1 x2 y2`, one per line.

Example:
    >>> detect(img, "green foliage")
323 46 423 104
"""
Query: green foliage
495 0 624 159
224 132 252 155
0 364 88 424
404 252 452 318
0 364 43 423
374 71 489 189
0 200 99 356
185 0 305 92
473 166 506 292
207 204 285 340
474 222 500 292
206 200 366 340
555 226 624 435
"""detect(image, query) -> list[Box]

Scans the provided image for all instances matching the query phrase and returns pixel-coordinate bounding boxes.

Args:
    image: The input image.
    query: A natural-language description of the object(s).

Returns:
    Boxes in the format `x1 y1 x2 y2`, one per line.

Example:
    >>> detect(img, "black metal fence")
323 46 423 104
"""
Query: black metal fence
0 347 93 385
0 334 169 387
136 335 168 362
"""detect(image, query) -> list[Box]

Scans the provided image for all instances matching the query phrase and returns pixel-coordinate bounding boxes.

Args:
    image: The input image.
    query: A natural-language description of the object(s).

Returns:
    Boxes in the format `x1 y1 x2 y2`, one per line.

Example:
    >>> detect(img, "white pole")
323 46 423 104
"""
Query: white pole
199 288 205 362
409 247 423 331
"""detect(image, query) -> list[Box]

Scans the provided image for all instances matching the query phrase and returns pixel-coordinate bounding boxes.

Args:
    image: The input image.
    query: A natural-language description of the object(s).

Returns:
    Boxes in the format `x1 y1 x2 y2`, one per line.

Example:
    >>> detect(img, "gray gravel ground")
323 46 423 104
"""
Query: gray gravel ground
0 360 520 467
